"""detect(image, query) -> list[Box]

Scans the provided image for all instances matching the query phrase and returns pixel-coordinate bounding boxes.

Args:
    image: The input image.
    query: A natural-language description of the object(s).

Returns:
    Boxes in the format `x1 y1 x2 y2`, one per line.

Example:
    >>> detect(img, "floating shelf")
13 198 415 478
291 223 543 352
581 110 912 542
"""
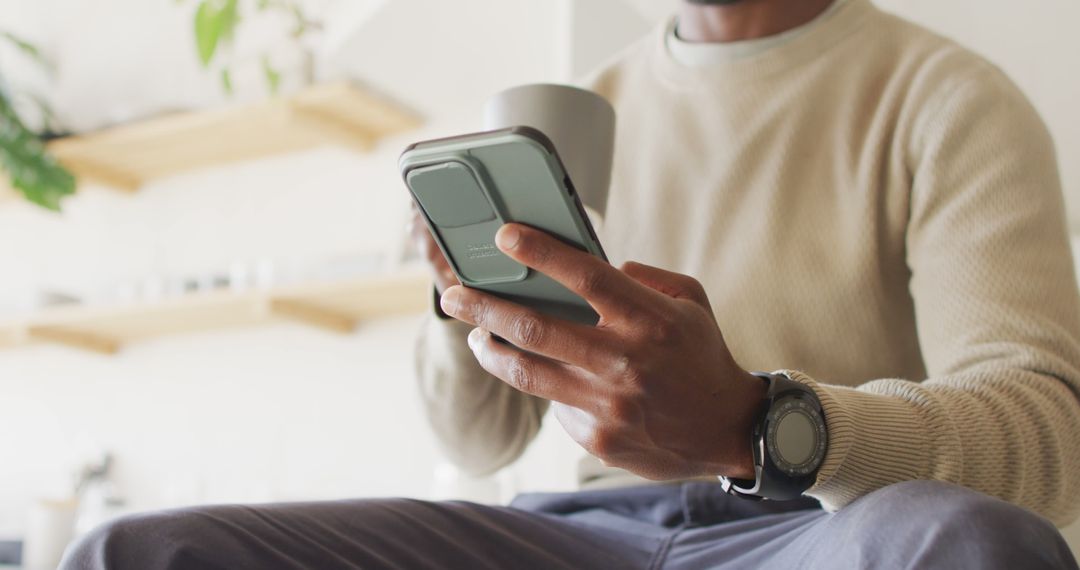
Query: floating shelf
0 270 432 355
0 81 421 200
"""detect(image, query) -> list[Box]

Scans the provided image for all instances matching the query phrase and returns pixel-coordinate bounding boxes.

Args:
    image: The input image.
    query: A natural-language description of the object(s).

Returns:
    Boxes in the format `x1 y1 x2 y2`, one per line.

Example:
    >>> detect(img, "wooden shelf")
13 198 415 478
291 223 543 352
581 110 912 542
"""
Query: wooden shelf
1 81 421 199
0 270 432 355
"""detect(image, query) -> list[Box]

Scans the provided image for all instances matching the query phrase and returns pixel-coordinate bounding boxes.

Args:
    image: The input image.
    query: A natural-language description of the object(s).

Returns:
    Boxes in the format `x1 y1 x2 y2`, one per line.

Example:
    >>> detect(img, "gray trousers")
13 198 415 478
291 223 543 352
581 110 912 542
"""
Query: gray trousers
60 480 1077 569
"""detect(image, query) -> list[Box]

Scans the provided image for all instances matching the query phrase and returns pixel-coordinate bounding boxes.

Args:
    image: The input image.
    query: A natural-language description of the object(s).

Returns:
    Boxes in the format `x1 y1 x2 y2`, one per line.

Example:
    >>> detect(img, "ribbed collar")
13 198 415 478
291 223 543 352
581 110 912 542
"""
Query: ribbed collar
668 0 850 66
651 0 877 91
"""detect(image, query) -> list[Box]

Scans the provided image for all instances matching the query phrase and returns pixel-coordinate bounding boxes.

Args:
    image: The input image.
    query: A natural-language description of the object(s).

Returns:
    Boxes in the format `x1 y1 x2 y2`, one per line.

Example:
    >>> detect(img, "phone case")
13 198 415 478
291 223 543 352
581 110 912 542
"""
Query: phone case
400 126 606 325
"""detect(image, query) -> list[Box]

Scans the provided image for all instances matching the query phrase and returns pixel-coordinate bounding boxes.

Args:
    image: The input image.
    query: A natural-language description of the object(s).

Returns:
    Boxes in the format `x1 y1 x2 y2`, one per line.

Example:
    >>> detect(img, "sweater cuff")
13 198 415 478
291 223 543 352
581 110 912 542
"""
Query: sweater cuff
780 370 961 512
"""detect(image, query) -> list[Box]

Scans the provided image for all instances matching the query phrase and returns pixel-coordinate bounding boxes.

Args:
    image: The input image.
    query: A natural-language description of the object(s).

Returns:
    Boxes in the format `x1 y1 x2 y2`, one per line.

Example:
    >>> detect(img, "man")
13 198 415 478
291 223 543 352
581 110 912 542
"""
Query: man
64 0 1080 568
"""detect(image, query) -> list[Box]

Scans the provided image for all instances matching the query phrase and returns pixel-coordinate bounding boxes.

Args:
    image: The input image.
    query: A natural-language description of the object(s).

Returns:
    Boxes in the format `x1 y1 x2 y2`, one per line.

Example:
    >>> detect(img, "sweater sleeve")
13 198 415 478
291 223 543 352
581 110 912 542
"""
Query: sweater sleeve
414 306 550 476
800 64 1080 526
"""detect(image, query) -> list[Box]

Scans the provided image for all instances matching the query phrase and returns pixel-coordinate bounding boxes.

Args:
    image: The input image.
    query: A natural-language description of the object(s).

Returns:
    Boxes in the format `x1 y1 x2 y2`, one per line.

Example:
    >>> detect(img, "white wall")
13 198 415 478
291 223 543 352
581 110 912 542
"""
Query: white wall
0 318 432 526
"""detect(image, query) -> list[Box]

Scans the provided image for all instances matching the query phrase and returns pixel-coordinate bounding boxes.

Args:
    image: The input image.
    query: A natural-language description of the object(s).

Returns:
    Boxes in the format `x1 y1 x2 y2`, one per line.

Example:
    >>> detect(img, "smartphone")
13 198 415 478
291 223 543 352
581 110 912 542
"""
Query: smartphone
400 126 607 325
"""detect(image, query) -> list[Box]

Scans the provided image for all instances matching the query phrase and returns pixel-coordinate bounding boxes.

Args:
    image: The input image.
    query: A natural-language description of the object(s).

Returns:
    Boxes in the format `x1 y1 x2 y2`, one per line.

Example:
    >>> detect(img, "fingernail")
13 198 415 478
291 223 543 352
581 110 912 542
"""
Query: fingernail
496 224 521 251
440 286 462 316
467 328 484 351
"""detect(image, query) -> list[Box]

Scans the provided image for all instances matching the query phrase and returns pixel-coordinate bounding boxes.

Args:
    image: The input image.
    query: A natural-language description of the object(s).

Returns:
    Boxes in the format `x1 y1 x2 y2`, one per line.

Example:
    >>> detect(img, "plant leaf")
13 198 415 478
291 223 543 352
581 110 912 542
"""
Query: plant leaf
219 0 240 43
194 1 220 66
0 88 75 211
193 1 216 66
193 0 240 67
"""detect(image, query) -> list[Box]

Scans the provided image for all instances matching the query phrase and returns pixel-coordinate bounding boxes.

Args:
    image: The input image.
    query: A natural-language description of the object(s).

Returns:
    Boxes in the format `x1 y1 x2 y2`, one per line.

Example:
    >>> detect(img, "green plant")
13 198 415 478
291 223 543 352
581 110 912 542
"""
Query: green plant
188 0 322 95
0 31 75 211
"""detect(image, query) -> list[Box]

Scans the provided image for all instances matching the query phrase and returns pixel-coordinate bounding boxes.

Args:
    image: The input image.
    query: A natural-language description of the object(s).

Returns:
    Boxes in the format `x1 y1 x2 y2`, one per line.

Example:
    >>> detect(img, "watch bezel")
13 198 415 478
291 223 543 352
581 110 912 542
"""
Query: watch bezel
720 372 827 501
764 393 828 477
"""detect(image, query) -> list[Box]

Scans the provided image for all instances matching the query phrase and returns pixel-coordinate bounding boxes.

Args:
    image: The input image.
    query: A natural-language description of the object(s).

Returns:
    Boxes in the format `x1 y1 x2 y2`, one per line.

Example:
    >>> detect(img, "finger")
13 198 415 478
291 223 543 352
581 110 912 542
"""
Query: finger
469 328 592 408
619 261 712 310
494 223 651 320
442 285 612 369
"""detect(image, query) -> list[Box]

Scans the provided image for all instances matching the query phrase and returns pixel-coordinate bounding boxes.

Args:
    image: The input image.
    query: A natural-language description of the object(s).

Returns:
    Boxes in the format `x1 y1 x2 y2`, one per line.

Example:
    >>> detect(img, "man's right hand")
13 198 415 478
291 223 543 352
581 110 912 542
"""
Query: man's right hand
408 203 459 294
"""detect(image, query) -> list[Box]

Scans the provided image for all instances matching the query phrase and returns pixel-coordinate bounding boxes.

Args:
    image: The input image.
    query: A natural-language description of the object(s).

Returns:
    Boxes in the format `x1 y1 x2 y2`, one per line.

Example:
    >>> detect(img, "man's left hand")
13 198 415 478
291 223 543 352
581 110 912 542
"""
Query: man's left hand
439 223 766 481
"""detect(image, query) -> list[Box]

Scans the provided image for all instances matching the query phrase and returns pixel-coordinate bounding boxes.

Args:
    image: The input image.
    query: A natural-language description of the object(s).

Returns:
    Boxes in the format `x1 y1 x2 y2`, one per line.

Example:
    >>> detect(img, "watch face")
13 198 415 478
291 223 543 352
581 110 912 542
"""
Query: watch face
765 395 827 477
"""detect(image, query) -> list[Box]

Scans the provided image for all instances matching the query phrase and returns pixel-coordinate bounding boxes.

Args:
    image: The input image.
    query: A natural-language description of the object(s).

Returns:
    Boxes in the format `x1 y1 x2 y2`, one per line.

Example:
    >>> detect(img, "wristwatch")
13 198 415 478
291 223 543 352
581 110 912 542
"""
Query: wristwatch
719 372 828 501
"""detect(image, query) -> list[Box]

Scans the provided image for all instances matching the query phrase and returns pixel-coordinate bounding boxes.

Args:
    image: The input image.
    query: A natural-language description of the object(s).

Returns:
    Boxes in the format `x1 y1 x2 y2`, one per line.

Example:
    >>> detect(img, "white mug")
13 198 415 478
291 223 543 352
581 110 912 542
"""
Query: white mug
483 84 616 218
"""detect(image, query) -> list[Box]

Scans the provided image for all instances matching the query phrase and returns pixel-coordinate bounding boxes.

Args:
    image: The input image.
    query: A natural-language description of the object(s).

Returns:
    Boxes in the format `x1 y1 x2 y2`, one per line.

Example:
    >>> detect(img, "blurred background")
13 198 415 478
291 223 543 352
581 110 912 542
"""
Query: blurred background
1 0 1078 566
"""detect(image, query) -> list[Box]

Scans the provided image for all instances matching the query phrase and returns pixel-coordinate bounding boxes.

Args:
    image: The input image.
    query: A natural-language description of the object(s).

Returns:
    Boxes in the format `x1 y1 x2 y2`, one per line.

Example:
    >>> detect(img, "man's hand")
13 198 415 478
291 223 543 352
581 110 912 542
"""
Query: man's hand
439 223 766 481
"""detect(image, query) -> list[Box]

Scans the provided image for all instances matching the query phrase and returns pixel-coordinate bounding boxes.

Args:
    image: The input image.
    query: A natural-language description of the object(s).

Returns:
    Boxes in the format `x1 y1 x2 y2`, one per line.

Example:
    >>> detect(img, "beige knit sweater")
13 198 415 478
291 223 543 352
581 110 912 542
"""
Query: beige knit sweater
414 0 1080 526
